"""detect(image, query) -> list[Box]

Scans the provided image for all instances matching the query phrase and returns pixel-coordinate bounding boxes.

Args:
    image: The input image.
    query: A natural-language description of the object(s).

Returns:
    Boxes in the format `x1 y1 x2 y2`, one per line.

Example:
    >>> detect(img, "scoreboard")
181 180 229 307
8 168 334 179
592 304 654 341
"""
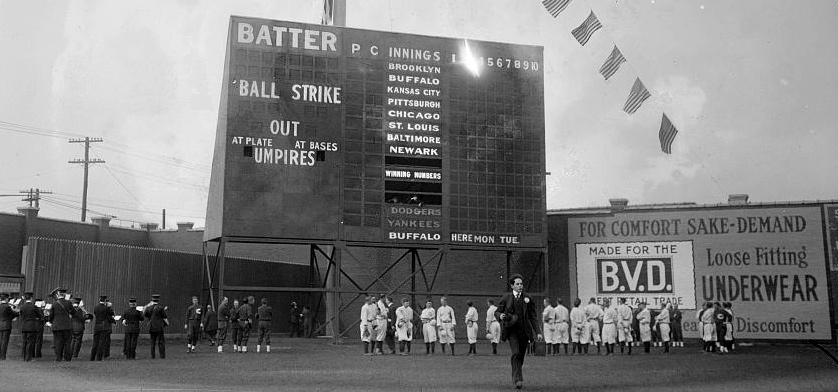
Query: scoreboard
205 16 547 249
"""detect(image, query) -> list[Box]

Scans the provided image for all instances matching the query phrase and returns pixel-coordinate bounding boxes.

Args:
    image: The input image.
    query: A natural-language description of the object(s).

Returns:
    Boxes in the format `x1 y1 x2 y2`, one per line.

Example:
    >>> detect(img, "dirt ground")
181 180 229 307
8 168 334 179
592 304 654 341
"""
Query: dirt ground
1 338 837 391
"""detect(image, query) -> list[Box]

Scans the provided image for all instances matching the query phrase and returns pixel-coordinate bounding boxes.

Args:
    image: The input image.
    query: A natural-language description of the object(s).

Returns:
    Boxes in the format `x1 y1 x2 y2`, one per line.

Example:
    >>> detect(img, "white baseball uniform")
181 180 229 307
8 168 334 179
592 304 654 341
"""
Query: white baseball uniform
553 304 569 344
602 307 618 344
465 306 479 344
486 305 500 343
655 308 671 342
570 306 587 344
436 305 456 344
421 307 437 342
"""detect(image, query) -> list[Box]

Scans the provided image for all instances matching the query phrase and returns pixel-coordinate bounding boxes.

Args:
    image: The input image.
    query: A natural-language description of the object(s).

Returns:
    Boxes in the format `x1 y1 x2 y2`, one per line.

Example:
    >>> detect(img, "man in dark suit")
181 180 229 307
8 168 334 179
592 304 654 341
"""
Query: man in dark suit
70 297 90 358
0 292 18 360
144 294 168 359
34 298 47 359
122 297 143 360
495 274 542 390
19 292 43 361
49 287 74 361
90 295 115 361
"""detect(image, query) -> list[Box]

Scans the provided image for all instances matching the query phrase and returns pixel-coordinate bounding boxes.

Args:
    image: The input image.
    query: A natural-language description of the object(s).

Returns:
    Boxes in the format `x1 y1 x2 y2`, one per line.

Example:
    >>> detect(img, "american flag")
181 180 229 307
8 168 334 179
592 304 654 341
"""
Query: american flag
599 46 626 81
623 78 651 114
659 113 678 154
571 11 602 46
542 0 572 18
322 0 334 25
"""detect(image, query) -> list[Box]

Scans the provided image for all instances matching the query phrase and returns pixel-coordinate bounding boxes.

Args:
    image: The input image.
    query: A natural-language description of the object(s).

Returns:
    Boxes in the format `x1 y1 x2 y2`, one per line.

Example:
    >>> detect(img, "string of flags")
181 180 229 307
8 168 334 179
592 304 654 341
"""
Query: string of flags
541 0 679 154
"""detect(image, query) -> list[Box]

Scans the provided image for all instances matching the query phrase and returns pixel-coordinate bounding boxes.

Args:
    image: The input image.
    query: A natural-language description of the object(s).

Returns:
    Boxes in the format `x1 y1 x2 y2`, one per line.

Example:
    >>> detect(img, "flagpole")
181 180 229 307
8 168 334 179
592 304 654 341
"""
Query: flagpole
333 0 346 26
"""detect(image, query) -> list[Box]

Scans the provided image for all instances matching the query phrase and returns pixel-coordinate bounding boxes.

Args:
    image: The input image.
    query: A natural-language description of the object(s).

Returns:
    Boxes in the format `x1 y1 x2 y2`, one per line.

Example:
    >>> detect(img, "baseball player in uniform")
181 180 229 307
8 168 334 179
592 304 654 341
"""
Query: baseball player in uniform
216 297 230 353
465 300 479 356
360 296 376 355
583 297 603 354
670 303 683 347
541 298 556 355
722 302 734 352
601 298 618 355
616 298 633 354
637 302 652 353
395 298 413 355
655 303 671 353
374 295 388 355
184 296 202 353
486 299 501 355
553 298 569 355
256 298 272 353
420 299 437 354
436 296 456 355
569 298 586 354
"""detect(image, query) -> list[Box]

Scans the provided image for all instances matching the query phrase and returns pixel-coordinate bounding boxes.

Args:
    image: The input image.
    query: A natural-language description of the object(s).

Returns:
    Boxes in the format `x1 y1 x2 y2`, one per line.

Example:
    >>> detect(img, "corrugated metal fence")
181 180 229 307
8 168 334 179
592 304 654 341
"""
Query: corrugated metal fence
22 237 317 336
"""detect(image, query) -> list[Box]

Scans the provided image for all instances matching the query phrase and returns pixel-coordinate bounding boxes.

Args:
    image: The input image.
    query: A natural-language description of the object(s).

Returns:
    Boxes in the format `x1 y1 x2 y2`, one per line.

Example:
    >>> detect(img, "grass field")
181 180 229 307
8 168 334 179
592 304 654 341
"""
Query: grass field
2 338 837 391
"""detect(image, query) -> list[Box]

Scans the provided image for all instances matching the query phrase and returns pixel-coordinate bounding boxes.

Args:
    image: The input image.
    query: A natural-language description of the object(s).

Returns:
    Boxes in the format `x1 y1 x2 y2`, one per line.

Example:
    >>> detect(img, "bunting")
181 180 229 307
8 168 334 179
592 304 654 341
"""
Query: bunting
659 114 678 154
599 46 626 81
542 0 572 18
623 78 651 114
571 11 602 46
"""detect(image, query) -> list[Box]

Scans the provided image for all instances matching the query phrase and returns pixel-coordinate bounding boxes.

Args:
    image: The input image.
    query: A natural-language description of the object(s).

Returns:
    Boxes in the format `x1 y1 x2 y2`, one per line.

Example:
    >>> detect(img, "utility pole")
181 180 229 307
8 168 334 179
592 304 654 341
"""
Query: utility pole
20 188 52 208
69 137 105 222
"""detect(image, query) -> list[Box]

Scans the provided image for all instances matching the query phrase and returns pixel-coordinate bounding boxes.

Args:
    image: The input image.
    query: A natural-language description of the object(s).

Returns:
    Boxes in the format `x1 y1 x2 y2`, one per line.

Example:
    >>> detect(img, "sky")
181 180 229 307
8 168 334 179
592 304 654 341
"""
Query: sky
0 0 837 229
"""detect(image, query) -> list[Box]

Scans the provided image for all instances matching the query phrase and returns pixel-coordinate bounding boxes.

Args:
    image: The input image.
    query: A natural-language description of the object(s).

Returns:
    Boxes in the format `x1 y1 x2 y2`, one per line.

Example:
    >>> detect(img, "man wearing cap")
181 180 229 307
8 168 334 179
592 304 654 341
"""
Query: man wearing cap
203 304 218 347
122 297 143 359
236 297 253 353
289 301 301 338
34 298 47 359
90 295 115 361
495 274 543 390
436 296 456 355
144 294 168 359
70 297 90 358
48 288 74 361
256 298 272 353
216 297 230 353
184 296 202 353
19 292 43 361
0 293 18 360
395 298 413 355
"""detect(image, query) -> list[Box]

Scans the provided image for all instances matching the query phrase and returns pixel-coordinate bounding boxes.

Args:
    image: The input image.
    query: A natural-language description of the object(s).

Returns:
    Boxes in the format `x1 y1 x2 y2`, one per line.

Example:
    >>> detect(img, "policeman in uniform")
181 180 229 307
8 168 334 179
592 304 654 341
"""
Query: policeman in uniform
256 298 272 353
670 303 683 347
19 292 43 361
216 297 230 353
184 296 202 353
48 287 74 361
0 293 18 360
91 295 115 361
122 297 143 359
144 294 168 359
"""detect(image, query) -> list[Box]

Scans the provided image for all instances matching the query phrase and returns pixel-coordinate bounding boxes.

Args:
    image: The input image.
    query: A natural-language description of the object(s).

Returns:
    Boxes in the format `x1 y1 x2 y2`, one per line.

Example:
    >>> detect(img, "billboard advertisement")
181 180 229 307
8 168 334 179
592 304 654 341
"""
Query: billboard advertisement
206 16 547 249
568 206 831 340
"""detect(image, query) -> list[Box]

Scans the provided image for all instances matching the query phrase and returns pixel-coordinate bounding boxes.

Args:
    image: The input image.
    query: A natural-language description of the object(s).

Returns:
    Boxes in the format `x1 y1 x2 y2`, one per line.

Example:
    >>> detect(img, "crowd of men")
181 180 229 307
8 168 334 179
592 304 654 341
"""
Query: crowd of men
0 287 319 361
357 294 736 357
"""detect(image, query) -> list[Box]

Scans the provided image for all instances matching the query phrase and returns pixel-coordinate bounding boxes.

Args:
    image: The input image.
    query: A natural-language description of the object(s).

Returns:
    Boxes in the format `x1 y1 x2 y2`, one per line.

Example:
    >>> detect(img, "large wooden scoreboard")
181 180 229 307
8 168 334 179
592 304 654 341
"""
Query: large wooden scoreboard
205 16 547 249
